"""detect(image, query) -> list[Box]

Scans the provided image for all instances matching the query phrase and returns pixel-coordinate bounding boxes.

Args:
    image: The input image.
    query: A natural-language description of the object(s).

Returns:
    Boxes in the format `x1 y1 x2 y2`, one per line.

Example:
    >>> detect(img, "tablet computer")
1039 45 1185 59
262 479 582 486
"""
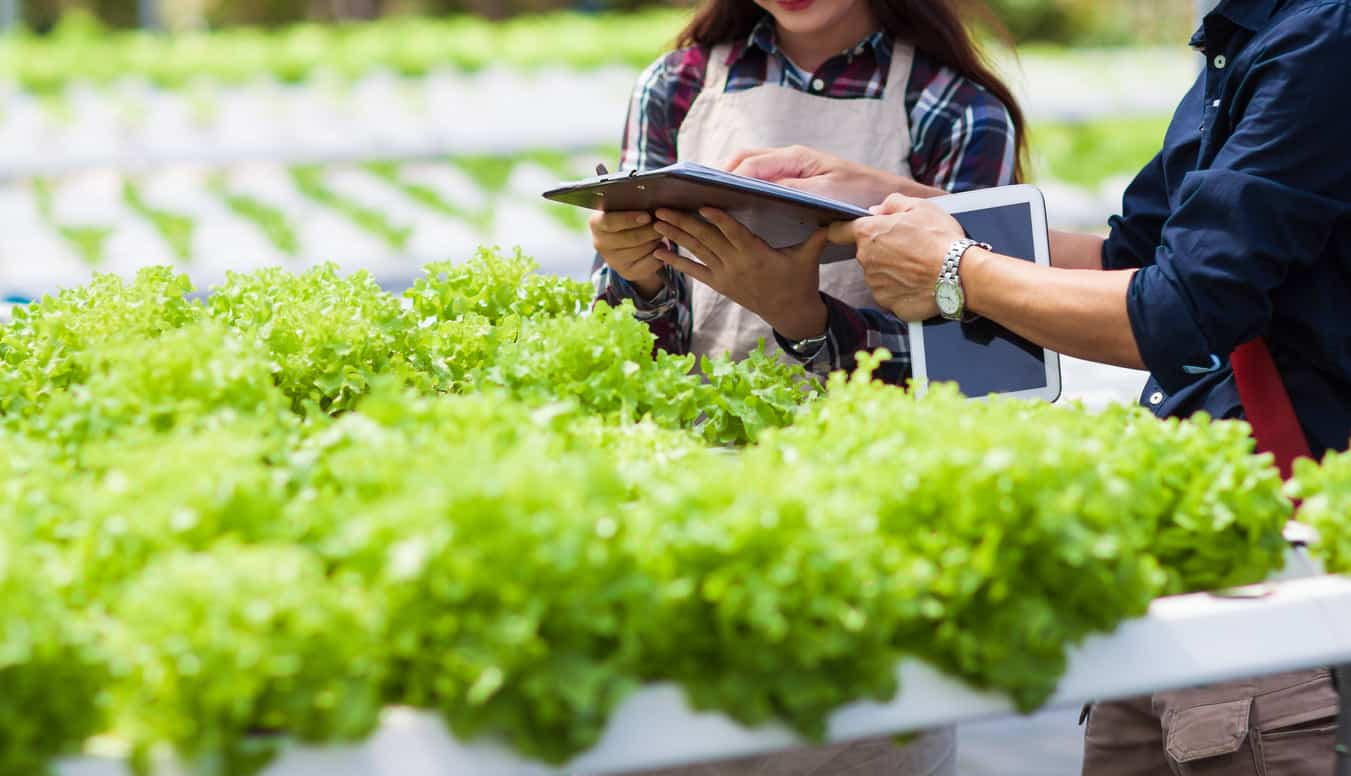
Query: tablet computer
911 184 1061 403
542 162 869 264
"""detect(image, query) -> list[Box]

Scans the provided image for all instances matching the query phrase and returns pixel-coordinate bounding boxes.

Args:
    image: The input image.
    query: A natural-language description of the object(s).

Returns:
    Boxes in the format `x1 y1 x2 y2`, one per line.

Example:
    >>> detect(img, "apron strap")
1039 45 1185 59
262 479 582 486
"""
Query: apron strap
881 41 916 109
705 43 734 93
1231 337 1313 479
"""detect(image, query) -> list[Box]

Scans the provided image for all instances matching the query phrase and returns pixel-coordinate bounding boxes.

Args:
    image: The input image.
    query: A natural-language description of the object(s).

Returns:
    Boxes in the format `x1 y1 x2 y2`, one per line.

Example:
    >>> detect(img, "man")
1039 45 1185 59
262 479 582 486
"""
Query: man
713 0 1350 772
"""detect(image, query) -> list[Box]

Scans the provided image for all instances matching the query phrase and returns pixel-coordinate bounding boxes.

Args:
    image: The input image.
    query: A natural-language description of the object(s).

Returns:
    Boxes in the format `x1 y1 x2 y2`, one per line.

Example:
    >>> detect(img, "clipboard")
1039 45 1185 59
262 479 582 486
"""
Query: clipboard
542 162 869 264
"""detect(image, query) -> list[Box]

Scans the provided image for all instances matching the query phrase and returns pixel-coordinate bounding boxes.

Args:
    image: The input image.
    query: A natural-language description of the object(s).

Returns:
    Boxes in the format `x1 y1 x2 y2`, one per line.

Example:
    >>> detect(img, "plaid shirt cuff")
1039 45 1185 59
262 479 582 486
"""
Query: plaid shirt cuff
775 294 912 384
606 267 679 320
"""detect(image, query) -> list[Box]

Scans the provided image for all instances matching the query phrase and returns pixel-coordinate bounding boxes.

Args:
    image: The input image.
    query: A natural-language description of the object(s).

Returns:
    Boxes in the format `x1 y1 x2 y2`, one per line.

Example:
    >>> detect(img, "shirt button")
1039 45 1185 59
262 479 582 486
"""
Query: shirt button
1212 99 1222 108
1149 391 1165 406
1213 54 1227 69
811 77 826 92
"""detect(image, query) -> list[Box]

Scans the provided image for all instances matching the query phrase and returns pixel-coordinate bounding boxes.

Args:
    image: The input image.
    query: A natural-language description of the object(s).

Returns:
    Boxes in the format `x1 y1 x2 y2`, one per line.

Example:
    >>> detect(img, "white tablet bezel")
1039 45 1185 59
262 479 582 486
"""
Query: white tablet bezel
907 184 1062 403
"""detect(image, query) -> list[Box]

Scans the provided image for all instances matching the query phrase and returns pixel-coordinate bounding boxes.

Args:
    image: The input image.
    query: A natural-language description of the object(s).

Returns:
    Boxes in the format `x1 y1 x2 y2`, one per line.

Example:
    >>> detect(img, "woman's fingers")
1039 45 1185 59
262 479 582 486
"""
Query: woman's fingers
787 228 830 264
698 208 761 253
594 224 662 252
652 221 722 271
604 240 665 267
590 210 652 233
655 209 734 257
654 247 714 286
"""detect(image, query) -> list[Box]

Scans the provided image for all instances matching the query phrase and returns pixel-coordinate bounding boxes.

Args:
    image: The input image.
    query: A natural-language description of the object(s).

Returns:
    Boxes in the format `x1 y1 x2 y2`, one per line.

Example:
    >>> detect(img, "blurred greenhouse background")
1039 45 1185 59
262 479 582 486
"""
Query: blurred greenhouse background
0 0 1196 290
0 0 1195 423
5 0 1194 38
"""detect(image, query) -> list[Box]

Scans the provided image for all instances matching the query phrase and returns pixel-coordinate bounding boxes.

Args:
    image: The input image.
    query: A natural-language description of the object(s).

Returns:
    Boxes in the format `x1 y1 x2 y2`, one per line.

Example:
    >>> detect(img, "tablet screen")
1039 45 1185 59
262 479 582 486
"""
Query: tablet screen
921 203 1047 398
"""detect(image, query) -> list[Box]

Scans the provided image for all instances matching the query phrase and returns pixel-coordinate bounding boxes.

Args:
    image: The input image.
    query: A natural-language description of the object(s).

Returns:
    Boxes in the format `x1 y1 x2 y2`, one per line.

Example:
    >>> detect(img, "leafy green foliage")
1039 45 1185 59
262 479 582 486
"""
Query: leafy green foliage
0 256 1295 776
1290 450 1351 573
288 392 655 763
208 264 407 414
0 520 107 776
470 301 705 427
701 359 1289 713
0 267 203 419
397 252 810 444
29 421 296 607
31 319 284 449
105 546 385 776
697 347 818 446
404 247 590 324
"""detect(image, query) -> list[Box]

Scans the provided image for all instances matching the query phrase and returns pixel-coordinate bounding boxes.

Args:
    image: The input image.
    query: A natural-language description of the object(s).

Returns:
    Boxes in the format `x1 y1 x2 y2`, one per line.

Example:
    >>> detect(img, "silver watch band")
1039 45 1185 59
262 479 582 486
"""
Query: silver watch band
938 238 992 321
788 331 829 358
941 238 991 285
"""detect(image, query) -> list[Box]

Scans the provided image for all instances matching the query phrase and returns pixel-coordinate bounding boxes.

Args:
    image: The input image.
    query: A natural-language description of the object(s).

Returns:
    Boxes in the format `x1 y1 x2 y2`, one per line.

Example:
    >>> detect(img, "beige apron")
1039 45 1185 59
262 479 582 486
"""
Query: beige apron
677 41 914 363
634 41 957 776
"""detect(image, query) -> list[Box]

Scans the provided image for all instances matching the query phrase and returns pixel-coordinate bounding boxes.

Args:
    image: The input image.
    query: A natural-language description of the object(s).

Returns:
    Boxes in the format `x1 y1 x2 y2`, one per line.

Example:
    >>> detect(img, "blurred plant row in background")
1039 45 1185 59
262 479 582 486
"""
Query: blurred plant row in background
10 0 1196 46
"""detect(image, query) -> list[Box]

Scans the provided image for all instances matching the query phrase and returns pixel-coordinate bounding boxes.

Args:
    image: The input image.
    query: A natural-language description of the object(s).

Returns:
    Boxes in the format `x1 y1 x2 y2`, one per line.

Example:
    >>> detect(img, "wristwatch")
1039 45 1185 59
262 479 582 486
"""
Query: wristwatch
788 331 828 358
935 238 991 321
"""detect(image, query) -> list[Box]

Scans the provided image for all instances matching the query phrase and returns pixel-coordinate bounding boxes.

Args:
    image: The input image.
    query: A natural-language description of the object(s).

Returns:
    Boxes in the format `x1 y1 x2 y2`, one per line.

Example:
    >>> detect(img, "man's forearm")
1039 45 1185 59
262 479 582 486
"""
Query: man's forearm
961 248 1146 369
1050 230 1106 270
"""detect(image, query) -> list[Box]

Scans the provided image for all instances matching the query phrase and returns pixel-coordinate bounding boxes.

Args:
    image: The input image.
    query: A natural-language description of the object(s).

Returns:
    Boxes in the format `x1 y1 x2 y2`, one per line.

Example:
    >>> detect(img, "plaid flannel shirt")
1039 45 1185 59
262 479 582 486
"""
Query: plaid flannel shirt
593 15 1017 380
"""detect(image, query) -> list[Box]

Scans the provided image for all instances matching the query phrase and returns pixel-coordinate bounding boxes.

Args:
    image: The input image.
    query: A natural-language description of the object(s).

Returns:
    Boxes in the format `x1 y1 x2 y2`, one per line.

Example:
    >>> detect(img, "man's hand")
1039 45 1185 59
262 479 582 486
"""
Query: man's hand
829 193 967 320
651 207 829 340
590 210 666 297
726 145 943 207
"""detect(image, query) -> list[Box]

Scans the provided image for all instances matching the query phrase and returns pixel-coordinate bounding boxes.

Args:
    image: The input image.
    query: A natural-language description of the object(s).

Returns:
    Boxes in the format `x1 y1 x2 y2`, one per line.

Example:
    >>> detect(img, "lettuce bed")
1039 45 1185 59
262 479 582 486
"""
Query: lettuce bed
0 247 1305 776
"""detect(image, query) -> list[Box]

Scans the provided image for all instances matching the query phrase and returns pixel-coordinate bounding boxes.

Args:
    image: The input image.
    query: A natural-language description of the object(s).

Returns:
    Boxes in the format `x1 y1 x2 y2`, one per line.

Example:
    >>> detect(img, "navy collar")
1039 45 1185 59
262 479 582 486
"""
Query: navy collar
1191 0 1281 47
738 14 888 67
1213 0 1282 30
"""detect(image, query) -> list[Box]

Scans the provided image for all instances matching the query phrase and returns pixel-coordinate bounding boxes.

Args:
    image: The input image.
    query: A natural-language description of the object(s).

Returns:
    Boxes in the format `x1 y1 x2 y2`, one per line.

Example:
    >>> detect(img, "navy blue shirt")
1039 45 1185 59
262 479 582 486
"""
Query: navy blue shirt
1102 0 1351 456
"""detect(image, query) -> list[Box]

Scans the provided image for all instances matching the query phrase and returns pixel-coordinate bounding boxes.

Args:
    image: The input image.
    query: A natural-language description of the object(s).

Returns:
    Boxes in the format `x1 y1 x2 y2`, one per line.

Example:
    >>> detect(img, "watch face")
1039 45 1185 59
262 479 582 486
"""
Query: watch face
935 280 963 316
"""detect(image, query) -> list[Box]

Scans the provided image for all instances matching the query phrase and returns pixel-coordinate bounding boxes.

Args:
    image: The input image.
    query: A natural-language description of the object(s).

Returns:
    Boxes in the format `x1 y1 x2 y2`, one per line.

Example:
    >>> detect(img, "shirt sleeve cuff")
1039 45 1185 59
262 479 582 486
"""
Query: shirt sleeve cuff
773 294 868 376
1126 265 1223 395
1102 215 1146 271
605 266 678 321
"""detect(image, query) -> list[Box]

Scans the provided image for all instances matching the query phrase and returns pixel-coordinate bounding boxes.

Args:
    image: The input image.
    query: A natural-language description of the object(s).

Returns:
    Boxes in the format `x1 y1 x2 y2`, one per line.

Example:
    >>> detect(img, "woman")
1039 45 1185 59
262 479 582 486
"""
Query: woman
589 3 1026 774
591 0 1025 388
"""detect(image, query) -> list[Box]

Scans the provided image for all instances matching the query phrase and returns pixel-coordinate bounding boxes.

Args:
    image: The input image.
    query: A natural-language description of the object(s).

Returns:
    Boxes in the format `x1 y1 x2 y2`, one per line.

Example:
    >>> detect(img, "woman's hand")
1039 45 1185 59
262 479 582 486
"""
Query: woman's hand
589 210 666 297
725 145 943 207
650 208 829 340
829 193 967 320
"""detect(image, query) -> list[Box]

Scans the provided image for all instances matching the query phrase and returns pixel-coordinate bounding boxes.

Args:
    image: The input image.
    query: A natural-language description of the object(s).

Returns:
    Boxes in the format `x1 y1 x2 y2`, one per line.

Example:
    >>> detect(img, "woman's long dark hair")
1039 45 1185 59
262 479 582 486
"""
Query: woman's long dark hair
676 0 1027 182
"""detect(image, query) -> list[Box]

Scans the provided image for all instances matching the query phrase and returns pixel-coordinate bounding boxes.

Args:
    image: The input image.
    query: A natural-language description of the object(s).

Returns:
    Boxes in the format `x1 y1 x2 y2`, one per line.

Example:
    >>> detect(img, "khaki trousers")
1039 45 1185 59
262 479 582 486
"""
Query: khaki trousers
1082 668 1339 775
620 729 957 776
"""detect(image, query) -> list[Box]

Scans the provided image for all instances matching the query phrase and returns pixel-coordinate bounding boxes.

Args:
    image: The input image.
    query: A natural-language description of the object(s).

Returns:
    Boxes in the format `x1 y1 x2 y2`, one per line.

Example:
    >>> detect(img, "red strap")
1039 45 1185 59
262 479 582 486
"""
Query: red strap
1230 338 1313 480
